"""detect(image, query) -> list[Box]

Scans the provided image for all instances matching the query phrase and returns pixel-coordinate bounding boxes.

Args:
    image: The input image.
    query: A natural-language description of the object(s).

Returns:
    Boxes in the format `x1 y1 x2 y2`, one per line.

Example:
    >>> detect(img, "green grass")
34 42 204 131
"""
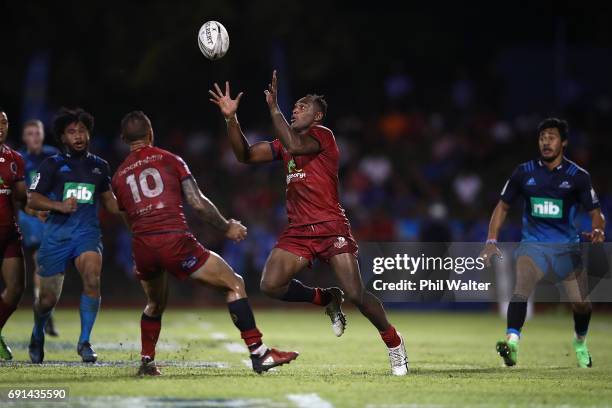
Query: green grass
1 308 611 407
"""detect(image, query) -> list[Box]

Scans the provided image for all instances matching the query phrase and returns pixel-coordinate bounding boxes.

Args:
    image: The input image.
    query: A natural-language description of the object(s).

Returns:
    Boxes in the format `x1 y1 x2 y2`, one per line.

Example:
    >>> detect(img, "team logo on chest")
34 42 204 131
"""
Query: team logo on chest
558 180 571 189
286 158 306 184
0 176 9 195
530 197 563 218
63 182 96 204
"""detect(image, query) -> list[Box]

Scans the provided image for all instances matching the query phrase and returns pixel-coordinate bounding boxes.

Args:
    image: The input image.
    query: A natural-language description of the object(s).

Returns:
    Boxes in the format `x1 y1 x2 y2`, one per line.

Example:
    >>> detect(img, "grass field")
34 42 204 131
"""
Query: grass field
1 307 611 407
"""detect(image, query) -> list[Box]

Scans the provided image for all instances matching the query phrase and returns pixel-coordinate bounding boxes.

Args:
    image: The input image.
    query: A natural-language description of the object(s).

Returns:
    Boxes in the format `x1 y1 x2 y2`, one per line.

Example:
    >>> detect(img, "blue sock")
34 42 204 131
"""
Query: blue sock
79 294 100 344
32 309 52 341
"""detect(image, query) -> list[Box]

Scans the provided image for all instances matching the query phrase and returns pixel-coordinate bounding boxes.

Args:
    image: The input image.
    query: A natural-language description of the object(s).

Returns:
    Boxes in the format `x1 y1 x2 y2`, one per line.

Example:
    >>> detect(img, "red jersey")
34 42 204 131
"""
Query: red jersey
271 125 348 227
112 145 192 235
0 144 25 227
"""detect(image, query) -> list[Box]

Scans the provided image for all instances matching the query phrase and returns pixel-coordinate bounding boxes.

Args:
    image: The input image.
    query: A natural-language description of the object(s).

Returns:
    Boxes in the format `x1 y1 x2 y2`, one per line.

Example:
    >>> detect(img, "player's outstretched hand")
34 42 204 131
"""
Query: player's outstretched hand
582 229 605 243
480 242 503 268
226 218 247 242
58 197 78 214
209 81 243 120
264 70 279 110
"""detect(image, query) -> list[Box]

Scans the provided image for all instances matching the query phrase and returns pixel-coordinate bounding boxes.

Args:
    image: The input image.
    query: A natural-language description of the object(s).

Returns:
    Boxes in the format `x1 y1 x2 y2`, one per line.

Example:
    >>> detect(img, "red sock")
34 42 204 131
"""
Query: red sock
379 325 401 348
240 328 263 352
312 288 332 306
0 298 17 330
140 314 161 360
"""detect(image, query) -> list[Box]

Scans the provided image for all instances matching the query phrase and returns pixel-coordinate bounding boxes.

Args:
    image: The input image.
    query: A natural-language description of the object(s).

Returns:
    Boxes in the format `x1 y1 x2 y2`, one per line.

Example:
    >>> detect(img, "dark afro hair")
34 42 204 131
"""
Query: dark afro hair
53 107 94 142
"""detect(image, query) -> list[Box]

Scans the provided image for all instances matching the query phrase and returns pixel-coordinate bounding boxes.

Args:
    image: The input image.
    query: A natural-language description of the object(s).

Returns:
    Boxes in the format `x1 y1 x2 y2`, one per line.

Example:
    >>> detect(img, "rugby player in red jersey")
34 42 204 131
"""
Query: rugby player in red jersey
112 111 298 376
0 108 27 360
209 72 409 375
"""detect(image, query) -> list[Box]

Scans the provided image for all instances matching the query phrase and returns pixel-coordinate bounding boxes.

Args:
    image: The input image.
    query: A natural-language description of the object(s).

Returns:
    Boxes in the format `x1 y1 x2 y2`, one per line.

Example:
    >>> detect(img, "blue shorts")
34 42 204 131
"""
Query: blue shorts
37 232 103 277
18 211 45 249
514 242 582 280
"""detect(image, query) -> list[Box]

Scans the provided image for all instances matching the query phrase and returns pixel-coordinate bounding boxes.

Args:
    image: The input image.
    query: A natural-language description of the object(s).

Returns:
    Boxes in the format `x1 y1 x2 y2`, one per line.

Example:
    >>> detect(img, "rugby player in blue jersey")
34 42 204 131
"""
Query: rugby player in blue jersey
18 120 61 336
27 108 120 363
481 118 605 368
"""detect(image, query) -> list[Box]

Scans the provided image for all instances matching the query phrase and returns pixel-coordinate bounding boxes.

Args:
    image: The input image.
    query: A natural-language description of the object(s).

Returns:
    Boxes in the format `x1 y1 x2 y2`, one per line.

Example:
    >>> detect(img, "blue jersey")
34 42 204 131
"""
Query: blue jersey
19 145 60 187
500 157 600 243
30 152 111 240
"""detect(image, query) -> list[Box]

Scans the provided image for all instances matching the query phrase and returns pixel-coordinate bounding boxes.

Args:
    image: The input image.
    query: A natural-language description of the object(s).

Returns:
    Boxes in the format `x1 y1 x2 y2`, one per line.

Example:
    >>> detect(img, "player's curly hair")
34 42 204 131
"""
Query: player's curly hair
53 107 94 142
305 94 327 120
537 117 568 141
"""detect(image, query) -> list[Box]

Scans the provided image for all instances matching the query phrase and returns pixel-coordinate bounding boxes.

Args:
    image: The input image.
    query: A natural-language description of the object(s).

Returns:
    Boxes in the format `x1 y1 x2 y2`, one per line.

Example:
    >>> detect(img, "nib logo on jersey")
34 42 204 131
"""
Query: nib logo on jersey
530 197 563 219
286 158 306 184
63 182 96 204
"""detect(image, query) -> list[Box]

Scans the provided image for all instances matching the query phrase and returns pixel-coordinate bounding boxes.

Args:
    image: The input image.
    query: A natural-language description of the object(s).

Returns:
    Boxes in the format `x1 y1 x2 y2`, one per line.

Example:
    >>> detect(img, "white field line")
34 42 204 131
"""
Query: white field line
211 332 229 340
224 342 247 353
287 393 334 408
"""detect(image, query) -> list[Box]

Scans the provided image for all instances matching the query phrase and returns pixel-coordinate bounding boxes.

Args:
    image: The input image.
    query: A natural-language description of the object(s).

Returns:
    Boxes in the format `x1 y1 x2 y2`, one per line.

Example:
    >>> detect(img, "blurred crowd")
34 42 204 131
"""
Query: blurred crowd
4 3 612 300
81 71 611 290
7 69 612 301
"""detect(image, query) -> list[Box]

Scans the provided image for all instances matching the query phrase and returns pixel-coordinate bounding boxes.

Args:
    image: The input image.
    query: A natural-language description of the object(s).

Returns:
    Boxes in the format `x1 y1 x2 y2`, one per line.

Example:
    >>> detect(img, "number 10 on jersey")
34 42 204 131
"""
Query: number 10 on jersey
126 168 164 203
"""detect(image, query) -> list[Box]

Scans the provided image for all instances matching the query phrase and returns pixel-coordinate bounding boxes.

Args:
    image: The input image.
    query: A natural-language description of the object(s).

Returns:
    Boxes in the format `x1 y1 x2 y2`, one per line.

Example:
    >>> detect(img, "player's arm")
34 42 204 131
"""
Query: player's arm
28 159 77 214
480 167 522 266
11 180 27 210
10 154 27 211
209 81 275 164
480 200 509 266
181 176 247 242
28 192 77 214
100 190 122 215
582 209 606 243
264 70 320 155
578 175 606 243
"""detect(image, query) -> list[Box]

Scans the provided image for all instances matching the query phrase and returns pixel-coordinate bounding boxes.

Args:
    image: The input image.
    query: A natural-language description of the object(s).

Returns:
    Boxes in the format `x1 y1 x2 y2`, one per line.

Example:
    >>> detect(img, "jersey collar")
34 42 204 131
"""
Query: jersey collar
64 151 91 160
537 157 566 172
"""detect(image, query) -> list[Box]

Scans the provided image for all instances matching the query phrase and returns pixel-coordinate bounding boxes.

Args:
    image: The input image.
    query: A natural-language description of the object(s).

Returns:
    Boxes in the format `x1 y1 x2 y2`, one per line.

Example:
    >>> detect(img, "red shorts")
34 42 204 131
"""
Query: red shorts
0 226 23 260
275 220 358 265
132 232 210 281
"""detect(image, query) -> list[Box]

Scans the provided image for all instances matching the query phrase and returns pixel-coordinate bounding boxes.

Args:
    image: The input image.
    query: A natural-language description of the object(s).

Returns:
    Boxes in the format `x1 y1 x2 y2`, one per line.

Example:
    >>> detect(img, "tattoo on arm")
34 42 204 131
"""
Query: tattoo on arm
181 176 229 232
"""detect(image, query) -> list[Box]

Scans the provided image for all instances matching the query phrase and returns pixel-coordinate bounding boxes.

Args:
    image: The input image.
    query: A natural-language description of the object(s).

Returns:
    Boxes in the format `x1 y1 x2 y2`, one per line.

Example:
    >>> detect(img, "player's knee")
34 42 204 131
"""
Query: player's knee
37 292 58 311
228 274 246 296
345 289 365 306
510 294 529 303
4 286 24 307
146 301 165 317
259 279 284 299
572 301 592 314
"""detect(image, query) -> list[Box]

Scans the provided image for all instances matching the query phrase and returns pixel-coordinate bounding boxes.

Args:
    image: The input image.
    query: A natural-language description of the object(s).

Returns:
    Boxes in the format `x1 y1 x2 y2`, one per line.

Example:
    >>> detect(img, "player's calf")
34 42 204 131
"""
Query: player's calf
0 296 20 360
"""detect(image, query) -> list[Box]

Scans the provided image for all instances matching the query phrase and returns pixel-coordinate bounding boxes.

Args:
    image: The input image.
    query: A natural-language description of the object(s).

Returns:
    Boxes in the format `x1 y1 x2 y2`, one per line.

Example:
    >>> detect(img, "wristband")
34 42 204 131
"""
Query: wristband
486 239 497 244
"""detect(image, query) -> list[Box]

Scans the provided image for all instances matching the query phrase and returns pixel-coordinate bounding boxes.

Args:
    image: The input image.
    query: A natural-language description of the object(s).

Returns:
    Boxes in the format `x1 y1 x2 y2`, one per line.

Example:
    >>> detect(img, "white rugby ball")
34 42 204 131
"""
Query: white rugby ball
198 21 229 60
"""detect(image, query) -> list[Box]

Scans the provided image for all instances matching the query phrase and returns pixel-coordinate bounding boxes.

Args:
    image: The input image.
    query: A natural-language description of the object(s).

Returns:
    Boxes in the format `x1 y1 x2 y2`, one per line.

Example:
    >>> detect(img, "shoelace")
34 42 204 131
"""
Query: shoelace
389 347 407 367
